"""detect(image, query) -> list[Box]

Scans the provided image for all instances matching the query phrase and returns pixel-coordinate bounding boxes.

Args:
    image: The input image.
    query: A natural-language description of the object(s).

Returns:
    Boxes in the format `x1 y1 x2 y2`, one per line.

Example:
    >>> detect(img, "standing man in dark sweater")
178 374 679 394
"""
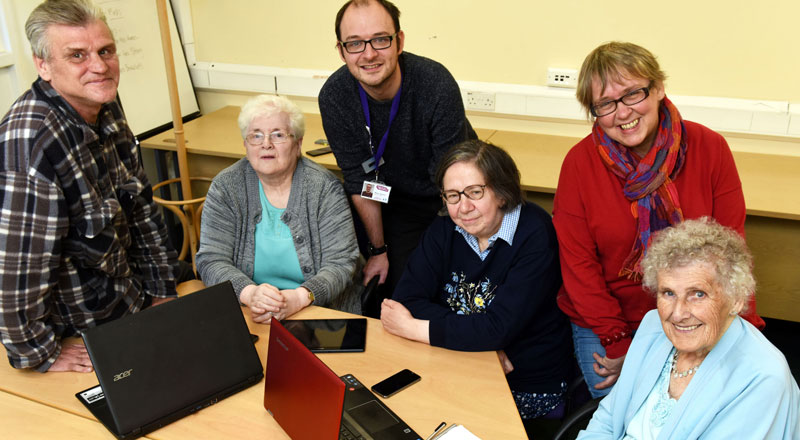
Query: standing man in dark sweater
319 0 476 311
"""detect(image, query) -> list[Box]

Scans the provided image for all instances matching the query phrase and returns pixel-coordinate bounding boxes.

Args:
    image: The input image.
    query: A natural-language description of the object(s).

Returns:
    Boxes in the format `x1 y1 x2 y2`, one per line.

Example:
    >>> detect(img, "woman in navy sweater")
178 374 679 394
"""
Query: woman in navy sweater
381 140 572 423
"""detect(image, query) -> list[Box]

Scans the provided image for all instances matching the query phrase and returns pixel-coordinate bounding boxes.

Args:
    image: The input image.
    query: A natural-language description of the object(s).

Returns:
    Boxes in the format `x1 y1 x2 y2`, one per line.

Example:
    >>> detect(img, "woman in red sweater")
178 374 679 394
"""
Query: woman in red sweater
552 41 764 398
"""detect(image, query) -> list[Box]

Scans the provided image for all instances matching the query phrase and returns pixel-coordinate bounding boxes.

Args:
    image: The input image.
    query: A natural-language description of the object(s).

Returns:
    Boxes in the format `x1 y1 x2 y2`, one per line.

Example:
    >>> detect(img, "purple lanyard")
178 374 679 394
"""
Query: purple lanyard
358 83 402 170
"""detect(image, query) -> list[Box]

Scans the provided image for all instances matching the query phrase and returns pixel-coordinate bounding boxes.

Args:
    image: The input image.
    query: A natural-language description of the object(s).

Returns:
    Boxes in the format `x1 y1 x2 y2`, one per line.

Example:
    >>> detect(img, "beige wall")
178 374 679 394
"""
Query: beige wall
190 0 800 102
187 1 800 322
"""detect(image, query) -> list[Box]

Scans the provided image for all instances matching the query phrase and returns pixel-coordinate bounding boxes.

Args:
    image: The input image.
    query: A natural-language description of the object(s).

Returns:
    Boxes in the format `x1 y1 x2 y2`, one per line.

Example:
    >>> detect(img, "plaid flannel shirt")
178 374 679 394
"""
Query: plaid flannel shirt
0 78 177 371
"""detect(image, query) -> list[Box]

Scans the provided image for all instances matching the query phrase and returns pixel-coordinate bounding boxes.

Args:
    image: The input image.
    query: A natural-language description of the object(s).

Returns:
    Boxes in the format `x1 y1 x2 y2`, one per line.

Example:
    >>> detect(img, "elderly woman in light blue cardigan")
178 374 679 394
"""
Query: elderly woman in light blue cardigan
197 95 361 323
578 218 799 439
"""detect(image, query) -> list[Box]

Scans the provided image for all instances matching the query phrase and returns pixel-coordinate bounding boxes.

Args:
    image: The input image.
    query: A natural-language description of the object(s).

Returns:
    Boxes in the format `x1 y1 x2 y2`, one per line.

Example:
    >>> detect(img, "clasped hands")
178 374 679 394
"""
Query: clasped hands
240 283 312 324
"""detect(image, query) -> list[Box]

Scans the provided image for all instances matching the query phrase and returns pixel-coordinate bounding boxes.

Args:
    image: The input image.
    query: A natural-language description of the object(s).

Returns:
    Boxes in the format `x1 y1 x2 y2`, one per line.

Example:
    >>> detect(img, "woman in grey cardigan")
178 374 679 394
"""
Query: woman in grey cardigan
196 95 360 323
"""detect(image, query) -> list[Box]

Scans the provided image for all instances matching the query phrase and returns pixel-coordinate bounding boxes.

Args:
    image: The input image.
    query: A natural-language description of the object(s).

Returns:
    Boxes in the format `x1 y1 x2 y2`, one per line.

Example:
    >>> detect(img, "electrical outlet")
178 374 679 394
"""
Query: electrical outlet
547 68 578 88
465 91 496 111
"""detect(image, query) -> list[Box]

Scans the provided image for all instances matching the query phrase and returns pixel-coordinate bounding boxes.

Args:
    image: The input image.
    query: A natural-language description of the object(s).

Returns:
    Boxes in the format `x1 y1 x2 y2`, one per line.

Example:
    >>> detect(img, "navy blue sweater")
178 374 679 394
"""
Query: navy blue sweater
394 202 572 392
319 52 476 198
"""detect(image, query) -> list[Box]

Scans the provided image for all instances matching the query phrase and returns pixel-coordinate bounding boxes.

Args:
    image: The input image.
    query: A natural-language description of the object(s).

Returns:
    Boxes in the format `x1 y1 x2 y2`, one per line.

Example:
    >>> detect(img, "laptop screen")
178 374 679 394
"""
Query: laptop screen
80 281 263 437
264 317 345 439
264 318 422 440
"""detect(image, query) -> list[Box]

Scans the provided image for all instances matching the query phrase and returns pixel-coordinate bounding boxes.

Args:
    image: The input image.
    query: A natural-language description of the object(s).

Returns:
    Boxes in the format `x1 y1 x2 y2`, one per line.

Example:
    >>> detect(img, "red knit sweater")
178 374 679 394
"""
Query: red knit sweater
553 120 764 359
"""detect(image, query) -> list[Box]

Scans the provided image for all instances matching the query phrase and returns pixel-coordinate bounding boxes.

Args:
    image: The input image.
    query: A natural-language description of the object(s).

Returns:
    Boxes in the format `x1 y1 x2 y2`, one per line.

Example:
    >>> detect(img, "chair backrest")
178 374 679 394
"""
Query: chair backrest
552 398 601 440
152 176 212 272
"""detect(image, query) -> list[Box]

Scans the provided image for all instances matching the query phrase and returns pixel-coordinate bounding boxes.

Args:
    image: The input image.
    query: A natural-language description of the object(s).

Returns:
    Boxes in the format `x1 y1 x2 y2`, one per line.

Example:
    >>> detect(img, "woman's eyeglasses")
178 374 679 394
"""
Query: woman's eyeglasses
245 130 293 147
590 82 653 117
441 185 487 204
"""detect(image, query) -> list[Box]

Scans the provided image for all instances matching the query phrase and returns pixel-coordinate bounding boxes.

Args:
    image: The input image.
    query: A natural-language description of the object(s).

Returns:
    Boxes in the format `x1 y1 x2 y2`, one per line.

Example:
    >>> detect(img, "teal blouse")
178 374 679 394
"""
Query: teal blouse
252 184 304 289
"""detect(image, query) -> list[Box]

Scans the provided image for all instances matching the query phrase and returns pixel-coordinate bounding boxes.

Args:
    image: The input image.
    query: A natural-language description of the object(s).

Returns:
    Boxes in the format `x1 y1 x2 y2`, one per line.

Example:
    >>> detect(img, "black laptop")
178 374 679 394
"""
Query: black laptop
76 281 264 439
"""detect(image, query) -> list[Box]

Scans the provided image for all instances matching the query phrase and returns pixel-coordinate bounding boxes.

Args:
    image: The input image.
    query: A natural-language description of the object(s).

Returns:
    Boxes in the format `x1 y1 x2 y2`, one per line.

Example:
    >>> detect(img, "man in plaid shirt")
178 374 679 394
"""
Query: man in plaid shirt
0 0 177 372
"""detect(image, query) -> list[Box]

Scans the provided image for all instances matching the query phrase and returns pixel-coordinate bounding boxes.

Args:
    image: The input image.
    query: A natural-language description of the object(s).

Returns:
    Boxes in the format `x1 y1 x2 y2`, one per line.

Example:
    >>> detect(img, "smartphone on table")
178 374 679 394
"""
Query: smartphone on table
307 139 333 157
371 369 421 398
307 145 332 156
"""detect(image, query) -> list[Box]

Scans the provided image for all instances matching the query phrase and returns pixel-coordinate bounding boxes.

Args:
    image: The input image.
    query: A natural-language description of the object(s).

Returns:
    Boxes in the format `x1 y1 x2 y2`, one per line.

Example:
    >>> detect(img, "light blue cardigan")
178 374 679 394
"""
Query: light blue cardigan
579 309 799 439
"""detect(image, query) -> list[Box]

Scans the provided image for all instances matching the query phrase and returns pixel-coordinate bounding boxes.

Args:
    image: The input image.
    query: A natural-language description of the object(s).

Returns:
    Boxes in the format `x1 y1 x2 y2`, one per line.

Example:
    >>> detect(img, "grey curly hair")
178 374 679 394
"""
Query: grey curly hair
641 217 754 313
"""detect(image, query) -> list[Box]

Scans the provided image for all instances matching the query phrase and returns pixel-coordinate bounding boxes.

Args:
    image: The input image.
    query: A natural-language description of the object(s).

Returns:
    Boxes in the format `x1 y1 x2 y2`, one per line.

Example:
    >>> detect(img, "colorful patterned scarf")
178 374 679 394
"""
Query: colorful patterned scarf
593 96 688 279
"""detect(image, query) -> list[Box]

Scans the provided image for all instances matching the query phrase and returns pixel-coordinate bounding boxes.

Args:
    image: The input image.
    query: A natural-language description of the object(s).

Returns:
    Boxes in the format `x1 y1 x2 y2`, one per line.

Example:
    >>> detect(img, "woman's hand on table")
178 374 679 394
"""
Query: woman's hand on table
278 287 314 320
240 283 286 324
380 299 430 344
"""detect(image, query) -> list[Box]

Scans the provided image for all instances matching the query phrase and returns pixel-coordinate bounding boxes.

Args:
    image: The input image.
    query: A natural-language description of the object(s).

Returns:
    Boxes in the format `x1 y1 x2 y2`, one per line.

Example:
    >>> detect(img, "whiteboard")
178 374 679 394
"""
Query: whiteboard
8 0 199 138
99 0 199 138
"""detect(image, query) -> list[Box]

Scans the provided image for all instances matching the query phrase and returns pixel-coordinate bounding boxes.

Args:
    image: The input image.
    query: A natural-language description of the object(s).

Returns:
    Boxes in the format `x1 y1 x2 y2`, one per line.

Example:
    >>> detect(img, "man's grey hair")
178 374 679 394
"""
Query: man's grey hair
25 0 110 60
641 217 755 313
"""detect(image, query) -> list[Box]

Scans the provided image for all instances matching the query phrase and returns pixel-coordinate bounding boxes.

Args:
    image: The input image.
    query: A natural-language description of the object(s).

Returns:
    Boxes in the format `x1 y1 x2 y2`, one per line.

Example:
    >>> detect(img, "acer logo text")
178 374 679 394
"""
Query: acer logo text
113 369 133 381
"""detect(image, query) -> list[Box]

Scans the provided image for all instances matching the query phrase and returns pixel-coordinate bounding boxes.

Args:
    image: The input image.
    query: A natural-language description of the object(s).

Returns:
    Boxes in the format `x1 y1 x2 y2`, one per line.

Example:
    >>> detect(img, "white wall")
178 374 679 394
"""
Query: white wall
0 0 40 112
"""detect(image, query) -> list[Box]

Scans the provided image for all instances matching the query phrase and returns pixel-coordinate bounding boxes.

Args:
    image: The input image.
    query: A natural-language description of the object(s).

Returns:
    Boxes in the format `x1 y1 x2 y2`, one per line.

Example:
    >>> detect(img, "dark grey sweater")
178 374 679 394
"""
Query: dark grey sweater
319 52 476 198
196 157 361 312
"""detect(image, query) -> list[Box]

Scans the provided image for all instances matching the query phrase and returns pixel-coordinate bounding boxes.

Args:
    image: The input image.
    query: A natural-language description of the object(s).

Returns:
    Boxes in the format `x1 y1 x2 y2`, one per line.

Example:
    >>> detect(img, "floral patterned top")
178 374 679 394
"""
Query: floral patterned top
393 202 572 393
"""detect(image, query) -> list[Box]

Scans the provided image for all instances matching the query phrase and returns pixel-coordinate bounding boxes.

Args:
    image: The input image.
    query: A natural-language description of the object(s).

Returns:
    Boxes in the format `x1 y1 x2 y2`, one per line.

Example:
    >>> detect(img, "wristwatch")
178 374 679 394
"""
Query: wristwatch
368 242 388 256
307 289 315 304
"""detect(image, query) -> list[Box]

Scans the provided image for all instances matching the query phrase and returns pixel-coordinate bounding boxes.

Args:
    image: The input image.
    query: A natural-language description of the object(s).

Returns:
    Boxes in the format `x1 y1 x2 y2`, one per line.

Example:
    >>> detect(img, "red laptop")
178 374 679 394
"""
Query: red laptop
263 317 421 440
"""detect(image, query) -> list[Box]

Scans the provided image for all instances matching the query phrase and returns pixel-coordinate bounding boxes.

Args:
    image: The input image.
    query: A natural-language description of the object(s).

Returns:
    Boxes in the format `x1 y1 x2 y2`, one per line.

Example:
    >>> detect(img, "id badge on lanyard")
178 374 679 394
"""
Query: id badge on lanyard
358 83 401 203
360 180 391 203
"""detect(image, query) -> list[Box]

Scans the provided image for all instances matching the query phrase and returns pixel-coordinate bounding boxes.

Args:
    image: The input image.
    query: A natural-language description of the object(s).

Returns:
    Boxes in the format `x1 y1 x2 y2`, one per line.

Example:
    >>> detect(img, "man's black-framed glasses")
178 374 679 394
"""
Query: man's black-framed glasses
441 185 487 205
339 33 397 54
590 82 653 117
245 130 293 147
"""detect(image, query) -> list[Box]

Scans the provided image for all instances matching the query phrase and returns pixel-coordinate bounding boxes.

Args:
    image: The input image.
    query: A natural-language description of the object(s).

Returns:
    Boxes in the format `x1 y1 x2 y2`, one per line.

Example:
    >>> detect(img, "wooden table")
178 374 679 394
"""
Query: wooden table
0 306 526 439
1 390 114 439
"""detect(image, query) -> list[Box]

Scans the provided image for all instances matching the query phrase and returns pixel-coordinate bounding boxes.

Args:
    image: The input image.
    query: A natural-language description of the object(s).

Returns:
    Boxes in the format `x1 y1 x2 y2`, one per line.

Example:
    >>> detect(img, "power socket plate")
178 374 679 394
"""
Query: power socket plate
465 91 496 111
547 68 578 88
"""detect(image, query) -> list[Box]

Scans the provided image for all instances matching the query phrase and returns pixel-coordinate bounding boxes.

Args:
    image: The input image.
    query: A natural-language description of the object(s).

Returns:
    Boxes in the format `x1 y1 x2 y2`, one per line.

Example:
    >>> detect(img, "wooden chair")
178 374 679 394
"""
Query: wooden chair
152 176 213 273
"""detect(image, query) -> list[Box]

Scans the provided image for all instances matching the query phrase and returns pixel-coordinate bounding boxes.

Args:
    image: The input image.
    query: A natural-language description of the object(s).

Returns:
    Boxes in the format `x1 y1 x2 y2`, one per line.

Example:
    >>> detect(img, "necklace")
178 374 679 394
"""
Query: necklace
671 350 701 379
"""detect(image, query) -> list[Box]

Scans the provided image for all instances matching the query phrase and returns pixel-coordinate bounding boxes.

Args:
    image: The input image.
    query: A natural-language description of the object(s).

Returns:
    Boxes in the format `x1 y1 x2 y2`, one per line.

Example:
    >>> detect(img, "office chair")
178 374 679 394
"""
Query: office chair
551 397 602 440
524 368 593 439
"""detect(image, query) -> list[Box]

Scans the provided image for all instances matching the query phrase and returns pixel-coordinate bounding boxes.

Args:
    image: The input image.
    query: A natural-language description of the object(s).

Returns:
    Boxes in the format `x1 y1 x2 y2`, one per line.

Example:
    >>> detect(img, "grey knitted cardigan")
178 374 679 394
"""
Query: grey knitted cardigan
196 157 361 313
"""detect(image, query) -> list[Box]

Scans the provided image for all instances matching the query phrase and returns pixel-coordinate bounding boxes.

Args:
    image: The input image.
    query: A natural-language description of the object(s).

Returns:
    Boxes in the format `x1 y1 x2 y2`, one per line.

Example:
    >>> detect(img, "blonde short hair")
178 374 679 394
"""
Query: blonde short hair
576 41 666 118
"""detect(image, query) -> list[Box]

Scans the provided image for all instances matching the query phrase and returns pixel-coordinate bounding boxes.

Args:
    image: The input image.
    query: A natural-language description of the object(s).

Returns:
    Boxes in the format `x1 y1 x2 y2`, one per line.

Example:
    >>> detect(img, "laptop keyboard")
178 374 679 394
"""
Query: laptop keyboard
340 423 366 440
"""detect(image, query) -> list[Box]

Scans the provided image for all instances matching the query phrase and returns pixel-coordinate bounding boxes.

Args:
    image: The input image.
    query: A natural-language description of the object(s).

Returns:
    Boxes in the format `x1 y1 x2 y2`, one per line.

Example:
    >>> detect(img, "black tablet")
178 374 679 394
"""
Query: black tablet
281 318 367 353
